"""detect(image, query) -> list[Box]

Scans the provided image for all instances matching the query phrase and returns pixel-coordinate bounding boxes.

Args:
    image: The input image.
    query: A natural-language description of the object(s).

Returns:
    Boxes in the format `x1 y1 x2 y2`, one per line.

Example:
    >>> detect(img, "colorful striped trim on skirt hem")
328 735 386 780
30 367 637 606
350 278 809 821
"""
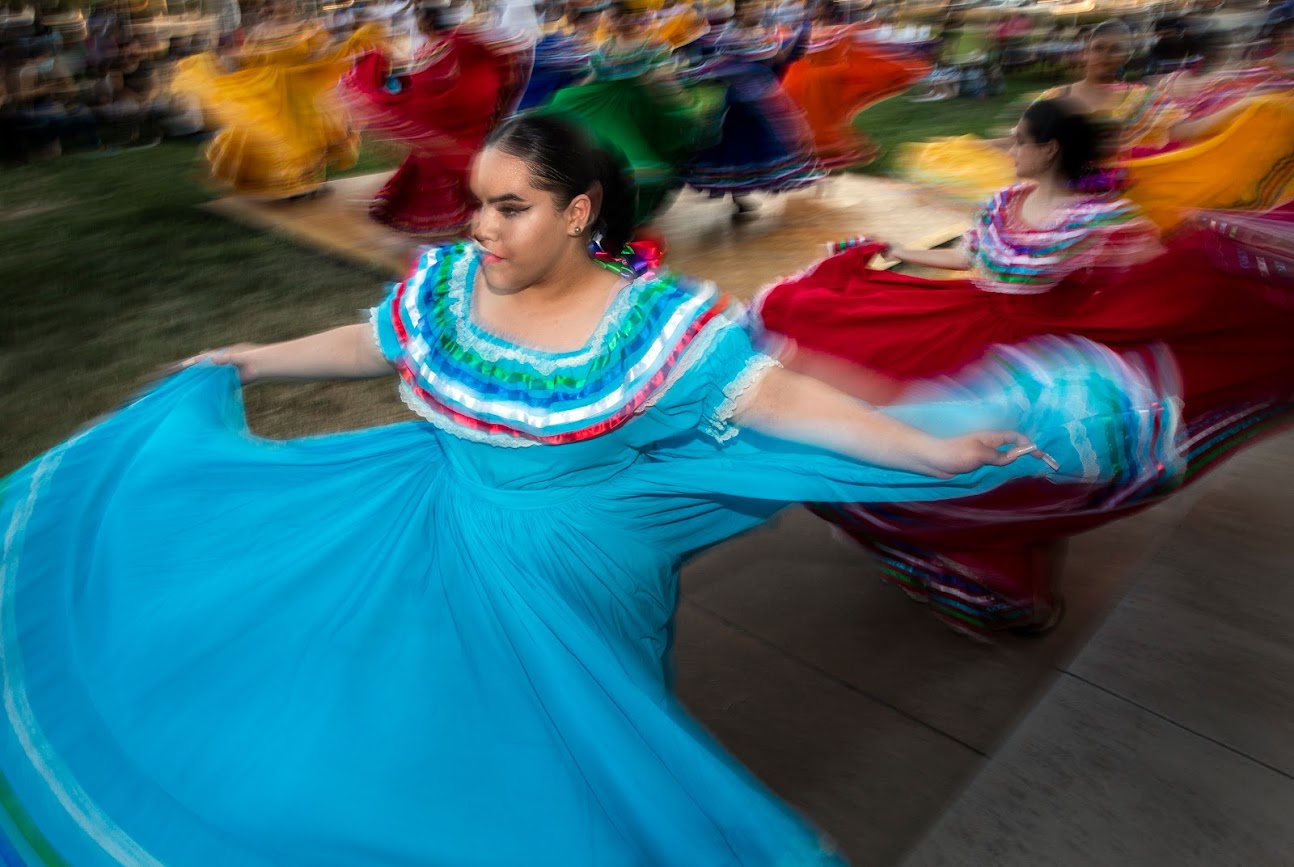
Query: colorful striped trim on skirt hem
810 399 1294 636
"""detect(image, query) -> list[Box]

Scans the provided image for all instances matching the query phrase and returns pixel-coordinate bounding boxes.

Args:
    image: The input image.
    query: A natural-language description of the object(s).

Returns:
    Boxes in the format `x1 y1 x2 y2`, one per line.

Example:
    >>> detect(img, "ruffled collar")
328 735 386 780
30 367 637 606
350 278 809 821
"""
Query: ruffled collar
381 243 737 446
968 184 1147 294
993 183 1136 233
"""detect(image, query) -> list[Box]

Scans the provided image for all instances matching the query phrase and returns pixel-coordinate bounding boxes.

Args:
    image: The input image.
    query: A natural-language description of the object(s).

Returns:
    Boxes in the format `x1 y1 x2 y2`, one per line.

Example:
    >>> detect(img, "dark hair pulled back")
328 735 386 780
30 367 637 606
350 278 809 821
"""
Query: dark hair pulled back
1020 98 1106 185
486 114 638 253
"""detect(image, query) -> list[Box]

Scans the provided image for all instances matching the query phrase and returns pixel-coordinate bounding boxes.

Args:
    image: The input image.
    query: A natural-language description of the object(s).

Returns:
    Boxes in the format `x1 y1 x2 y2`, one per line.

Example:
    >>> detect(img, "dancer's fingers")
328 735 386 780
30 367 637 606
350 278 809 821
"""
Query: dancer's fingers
981 430 1032 458
171 347 229 373
990 433 1059 472
1004 440 1060 471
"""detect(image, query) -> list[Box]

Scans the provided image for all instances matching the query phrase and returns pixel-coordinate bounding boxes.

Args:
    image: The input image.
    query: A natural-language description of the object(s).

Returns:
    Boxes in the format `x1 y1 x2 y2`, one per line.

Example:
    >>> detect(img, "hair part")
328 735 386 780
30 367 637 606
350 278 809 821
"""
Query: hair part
485 114 638 252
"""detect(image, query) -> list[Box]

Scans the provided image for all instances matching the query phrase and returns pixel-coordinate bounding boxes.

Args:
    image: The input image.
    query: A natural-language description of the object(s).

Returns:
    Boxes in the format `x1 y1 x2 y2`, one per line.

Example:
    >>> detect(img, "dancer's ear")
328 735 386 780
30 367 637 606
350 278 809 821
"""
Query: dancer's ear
566 190 596 237
1037 138 1060 171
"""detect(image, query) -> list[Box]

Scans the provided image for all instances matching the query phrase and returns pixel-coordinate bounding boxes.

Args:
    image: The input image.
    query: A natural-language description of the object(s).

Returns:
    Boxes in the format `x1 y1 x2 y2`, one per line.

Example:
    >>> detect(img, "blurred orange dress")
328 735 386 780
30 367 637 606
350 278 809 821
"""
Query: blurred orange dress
782 26 929 170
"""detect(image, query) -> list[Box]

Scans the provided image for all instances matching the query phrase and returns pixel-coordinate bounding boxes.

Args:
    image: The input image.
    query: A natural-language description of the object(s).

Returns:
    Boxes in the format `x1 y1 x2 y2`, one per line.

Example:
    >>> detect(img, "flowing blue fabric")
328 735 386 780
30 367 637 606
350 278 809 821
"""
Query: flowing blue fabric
0 297 1179 864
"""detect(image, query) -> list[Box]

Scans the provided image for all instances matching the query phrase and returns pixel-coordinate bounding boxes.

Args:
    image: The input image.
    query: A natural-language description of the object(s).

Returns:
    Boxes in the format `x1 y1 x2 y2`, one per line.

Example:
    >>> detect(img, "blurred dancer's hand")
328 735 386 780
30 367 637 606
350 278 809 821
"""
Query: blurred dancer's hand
175 344 264 384
927 432 1059 479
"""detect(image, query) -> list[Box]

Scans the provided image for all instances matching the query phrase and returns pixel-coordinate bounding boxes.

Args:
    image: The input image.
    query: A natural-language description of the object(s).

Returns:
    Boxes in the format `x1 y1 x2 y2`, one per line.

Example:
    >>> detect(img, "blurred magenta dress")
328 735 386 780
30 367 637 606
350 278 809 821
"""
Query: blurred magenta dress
0 242 1180 864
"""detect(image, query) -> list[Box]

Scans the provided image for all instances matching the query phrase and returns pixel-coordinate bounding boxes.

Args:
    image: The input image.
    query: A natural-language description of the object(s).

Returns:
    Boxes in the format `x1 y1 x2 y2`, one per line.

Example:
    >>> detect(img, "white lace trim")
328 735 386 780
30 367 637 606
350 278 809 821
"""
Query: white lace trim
707 353 782 444
640 317 738 412
367 302 387 359
391 244 758 446
396 380 540 448
2 439 165 867
396 316 752 448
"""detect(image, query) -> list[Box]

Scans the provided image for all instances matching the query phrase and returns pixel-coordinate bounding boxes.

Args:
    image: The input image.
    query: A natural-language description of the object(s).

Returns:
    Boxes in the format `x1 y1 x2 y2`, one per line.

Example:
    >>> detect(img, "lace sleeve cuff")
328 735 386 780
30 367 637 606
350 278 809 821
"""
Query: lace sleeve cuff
705 354 783 444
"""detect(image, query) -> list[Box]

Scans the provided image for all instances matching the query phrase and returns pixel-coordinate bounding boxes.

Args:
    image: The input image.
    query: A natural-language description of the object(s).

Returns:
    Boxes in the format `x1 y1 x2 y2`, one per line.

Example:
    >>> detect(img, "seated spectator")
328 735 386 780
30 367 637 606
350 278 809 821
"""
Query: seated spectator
0 59 27 162
90 38 168 145
8 43 98 157
909 63 959 102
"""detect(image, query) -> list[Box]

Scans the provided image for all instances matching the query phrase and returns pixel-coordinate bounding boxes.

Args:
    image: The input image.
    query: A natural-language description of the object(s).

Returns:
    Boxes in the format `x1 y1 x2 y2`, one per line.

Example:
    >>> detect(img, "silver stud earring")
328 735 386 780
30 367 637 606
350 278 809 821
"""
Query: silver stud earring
574 226 583 235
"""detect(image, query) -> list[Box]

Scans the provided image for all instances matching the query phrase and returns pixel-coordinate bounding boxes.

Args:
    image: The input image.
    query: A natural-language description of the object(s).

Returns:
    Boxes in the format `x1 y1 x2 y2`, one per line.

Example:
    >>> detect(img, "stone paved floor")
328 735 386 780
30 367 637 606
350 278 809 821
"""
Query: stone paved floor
899 431 1294 867
205 172 969 295
674 429 1293 865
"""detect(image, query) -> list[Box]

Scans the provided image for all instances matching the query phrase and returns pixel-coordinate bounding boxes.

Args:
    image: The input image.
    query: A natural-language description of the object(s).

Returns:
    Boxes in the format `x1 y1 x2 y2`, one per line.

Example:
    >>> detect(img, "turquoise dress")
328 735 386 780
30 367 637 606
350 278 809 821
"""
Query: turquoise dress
0 243 1180 865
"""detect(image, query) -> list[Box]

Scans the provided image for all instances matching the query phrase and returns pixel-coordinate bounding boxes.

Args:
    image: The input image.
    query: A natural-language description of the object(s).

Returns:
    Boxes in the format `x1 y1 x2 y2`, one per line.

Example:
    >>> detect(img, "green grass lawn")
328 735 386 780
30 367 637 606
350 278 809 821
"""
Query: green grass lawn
0 142 408 473
1 79 1058 471
853 76 1058 175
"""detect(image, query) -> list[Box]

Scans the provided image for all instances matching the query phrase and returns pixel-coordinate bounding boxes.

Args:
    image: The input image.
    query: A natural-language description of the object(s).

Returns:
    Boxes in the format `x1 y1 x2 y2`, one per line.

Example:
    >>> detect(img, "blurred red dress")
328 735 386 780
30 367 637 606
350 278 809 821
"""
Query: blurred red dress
341 29 531 233
757 186 1294 635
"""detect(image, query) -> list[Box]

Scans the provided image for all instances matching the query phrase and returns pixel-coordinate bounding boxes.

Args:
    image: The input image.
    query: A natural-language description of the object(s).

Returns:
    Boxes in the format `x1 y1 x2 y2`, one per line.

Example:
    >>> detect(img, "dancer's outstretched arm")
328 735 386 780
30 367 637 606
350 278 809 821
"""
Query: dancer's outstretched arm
178 324 392 385
874 240 972 271
735 366 1046 479
888 245 971 271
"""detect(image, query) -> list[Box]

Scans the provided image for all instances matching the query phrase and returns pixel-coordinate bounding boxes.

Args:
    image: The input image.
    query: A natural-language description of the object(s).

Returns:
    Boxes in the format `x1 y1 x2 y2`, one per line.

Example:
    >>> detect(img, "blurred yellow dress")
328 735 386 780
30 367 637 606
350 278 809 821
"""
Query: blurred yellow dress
1124 91 1294 228
174 23 385 198
897 80 1294 230
584 1 708 49
653 5 709 49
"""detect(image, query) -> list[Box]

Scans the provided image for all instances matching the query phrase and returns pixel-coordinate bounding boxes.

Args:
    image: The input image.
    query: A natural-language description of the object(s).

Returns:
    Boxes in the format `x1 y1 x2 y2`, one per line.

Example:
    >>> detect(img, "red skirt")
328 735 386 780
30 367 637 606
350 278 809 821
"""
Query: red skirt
341 36 516 235
757 228 1294 635
369 152 474 235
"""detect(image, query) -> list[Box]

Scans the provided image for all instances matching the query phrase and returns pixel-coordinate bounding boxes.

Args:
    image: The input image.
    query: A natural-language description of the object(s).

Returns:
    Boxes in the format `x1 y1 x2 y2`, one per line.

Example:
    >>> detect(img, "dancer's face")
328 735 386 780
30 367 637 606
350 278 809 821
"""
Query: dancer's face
1009 122 1058 180
1085 33 1131 81
469 147 596 292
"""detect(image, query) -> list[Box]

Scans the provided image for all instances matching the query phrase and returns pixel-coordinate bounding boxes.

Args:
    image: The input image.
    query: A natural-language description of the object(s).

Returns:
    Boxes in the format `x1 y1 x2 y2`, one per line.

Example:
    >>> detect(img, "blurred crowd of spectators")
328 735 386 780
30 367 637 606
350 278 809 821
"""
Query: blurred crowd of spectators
0 1 227 161
904 0 1294 102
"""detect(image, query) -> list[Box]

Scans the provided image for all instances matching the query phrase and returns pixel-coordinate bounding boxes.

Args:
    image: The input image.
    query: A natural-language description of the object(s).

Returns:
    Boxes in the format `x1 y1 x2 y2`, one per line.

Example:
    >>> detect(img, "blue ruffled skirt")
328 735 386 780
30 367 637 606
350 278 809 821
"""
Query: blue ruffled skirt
682 61 824 195
0 338 1181 865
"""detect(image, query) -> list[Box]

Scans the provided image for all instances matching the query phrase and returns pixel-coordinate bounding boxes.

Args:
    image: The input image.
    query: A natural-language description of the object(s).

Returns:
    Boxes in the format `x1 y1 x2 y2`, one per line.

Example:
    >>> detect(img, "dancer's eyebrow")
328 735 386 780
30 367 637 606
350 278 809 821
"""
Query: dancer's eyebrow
487 193 528 204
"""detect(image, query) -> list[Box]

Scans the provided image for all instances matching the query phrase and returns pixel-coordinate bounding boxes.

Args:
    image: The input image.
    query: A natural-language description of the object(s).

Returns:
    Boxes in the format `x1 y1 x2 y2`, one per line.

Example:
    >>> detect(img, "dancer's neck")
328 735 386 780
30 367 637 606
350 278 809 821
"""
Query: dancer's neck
1031 173 1067 200
1028 173 1081 215
1078 75 1117 91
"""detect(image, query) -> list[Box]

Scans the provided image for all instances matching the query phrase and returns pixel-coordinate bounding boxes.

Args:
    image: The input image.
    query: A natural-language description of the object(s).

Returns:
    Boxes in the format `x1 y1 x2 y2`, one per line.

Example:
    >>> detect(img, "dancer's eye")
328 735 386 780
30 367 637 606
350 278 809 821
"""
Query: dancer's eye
499 207 528 218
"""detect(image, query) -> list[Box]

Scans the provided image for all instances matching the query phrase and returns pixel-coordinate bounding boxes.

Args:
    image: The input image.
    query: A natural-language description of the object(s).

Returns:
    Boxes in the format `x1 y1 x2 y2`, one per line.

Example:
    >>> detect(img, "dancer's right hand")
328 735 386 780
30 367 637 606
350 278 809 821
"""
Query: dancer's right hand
924 431 1060 479
174 344 263 385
